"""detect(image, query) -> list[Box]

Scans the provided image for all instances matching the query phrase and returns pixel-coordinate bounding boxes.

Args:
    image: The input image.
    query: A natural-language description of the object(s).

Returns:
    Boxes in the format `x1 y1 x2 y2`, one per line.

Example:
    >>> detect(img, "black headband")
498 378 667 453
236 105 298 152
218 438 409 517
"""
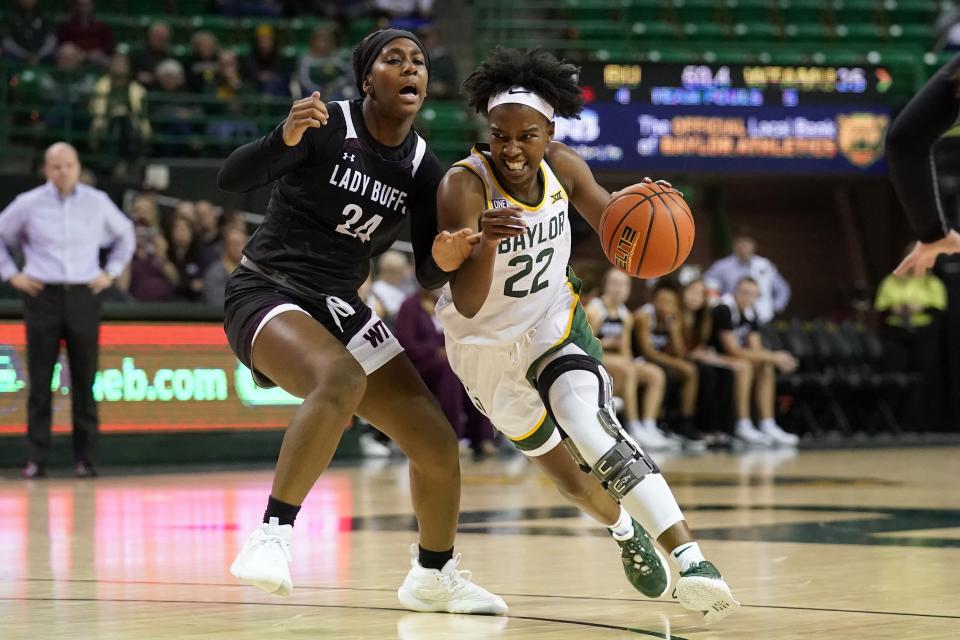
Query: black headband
355 29 429 94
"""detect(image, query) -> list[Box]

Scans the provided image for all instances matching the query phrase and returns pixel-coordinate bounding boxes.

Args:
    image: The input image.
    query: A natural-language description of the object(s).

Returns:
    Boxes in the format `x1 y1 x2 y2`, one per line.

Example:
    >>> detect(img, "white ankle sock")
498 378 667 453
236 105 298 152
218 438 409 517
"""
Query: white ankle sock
670 541 705 572
642 418 658 432
608 505 634 541
628 419 643 433
736 418 754 431
759 418 776 430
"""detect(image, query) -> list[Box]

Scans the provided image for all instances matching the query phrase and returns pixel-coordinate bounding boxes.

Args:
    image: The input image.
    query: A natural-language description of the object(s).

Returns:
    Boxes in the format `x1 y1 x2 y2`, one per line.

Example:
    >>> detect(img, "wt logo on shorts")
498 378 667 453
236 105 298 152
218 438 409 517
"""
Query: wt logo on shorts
362 320 390 348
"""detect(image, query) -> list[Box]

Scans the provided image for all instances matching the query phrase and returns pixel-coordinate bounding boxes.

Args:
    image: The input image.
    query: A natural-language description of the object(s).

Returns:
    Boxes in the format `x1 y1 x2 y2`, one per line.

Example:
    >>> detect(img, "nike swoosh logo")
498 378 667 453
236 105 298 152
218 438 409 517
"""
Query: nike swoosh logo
508 88 531 94
673 544 694 558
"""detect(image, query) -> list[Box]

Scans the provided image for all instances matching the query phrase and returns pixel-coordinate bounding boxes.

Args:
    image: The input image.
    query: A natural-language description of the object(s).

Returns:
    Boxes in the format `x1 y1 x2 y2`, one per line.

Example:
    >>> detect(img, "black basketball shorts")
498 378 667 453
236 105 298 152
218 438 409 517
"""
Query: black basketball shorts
224 266 403 388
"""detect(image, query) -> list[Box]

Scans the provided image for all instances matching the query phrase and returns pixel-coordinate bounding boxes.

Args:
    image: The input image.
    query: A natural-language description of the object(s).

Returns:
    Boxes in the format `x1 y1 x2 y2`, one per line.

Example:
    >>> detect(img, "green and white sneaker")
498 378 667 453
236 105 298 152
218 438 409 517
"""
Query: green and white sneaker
675 561 740 623
613 519 671 598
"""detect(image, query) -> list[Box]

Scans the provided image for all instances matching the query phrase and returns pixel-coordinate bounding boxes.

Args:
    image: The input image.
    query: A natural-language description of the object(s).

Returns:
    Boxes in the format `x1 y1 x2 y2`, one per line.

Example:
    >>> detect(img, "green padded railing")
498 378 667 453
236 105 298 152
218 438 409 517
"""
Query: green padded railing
0 62 479 167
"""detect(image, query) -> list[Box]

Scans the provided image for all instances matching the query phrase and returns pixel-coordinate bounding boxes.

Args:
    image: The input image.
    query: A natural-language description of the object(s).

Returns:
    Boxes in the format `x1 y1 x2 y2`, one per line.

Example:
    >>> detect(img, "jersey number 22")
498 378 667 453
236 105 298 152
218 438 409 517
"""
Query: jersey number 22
504 248 554 298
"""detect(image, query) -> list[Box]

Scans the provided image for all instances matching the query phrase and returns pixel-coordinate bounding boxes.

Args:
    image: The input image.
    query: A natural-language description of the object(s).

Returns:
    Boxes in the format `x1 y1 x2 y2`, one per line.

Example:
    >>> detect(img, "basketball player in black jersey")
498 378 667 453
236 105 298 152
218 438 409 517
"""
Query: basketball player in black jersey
887 53 960 276
217 30 506 615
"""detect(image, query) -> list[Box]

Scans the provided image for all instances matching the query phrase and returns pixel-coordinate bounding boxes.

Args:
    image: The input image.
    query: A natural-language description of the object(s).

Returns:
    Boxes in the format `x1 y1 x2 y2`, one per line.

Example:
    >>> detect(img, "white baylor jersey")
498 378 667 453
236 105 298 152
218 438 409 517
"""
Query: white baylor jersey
437 145 572 345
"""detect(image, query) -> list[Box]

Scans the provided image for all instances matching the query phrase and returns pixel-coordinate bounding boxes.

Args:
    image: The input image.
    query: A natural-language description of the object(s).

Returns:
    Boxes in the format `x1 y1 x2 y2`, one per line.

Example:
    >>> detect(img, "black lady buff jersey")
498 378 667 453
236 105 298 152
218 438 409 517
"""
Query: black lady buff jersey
886 53 960 243
217 99 449 295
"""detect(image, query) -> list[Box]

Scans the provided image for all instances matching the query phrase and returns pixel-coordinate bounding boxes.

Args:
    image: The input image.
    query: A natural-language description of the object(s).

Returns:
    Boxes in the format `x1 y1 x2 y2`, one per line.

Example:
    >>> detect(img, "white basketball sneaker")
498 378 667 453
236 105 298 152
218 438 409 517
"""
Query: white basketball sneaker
230 517 293 596
734 421 773 447
758 421 800 446
675 560 740 623
397 545 508 615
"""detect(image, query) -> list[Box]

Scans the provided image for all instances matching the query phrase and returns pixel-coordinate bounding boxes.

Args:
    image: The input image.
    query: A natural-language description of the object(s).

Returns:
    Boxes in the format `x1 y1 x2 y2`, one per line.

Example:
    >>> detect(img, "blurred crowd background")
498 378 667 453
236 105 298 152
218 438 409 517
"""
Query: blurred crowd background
2 0 959 458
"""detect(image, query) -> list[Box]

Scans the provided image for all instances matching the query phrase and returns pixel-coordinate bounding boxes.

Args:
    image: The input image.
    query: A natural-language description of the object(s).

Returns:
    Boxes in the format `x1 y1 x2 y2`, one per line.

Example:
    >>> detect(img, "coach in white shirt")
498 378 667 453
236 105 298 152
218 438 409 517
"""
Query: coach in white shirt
704 232 791 324
0 142 134 479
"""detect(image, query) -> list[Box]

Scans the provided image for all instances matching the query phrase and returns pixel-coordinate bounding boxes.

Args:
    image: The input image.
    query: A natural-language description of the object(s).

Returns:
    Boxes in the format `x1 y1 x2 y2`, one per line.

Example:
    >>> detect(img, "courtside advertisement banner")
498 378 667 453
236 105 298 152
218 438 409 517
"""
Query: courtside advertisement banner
0 322 301 435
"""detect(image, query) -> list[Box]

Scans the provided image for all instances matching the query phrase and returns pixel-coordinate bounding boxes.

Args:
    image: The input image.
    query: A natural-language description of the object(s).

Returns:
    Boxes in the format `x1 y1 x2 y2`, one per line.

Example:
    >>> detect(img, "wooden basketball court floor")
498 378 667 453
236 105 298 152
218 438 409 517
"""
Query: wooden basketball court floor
1 447 958 639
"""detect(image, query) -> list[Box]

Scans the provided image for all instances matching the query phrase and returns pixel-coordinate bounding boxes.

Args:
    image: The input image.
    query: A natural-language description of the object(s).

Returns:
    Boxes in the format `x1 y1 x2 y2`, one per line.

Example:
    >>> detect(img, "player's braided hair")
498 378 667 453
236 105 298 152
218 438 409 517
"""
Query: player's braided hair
462 47 583 118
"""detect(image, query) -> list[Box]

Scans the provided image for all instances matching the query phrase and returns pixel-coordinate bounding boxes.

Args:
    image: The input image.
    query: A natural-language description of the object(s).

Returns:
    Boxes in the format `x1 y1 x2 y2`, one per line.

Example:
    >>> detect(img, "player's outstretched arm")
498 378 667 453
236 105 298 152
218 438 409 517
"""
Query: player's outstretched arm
546 142 677 233
546 142 609 232
894 231 960 277
217 92 330 193
436 168 525 317
887 54 960 247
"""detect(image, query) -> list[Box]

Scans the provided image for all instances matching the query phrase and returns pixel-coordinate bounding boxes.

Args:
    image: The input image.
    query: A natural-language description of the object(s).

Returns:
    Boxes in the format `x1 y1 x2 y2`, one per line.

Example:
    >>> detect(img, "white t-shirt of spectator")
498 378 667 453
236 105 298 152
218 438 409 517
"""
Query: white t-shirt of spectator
703 254 790 324
371 280 408 318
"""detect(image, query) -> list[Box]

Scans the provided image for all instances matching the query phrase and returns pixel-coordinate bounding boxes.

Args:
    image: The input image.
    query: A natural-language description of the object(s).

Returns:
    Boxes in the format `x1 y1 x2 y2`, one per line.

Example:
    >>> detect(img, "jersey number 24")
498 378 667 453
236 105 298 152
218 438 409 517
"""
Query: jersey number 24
335 204 382 243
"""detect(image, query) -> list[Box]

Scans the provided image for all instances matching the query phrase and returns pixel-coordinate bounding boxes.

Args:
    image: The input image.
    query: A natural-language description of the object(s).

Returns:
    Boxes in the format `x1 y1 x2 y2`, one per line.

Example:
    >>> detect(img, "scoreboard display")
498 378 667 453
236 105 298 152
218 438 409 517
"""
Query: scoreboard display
556 62 892 174
582 63 893 106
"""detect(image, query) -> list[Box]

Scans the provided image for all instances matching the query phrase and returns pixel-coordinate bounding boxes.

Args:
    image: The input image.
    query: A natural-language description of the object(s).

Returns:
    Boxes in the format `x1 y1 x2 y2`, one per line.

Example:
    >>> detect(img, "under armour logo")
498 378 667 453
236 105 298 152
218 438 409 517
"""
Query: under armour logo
362 320 390 348
343 153 355 161
550 190 564 204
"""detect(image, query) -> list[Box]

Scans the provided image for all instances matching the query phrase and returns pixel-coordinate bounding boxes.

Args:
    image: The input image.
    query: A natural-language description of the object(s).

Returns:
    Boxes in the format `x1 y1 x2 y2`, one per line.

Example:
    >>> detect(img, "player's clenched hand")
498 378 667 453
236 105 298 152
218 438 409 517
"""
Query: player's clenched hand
894 230 960 277
479 206 526 247
282 91 329 146
432 228 481 272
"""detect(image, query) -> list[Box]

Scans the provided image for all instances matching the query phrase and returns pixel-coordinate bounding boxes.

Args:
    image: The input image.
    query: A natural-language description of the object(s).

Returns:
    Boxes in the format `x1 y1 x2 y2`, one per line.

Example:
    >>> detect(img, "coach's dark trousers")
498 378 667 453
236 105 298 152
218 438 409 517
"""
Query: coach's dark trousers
24 285 102 465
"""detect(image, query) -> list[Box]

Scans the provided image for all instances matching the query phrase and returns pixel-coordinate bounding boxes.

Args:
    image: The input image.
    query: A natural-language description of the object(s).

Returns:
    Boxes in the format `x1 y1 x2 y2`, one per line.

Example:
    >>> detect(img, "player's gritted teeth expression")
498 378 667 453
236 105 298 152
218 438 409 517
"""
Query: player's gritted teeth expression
366 38 427 112
488 104 554 189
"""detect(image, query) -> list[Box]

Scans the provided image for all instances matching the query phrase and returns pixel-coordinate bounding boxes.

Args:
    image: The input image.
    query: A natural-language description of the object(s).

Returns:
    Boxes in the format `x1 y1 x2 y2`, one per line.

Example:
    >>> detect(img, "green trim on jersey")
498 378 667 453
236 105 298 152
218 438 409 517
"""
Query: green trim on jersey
525 268 604 387
509 267 604 454
511 412 557 452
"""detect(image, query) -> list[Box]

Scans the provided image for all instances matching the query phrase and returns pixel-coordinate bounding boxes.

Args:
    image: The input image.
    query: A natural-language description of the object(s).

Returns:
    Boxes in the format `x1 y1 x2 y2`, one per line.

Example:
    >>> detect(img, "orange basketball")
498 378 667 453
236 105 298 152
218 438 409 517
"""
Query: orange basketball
599 181 695 279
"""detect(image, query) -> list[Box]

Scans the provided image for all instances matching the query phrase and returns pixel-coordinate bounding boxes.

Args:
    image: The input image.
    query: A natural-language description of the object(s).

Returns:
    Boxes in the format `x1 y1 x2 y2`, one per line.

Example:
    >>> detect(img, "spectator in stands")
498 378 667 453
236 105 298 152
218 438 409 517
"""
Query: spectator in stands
131 21 172 88
417 26 457 99
874 247 948 429
395 288 496 456
219 208 248 236
128 194 159 229
0 142 134 478
709 277 799 446
678 278 740 447
297 24 355 100
704 230 791 323
194 200 221 258
206 49 259 143
167 215 208 302
152 58 202 156
56 0 115 68
118 222 178 302
214 0 283 16
371 250 415 319
372 0 434 24
243 24 289 96
584 269 672 451
2 0 57 65
203 227 246 306
935 2 960 51
173 200 197 228
633 281 705 448
186 31 221 94
38 43 99 130
89 53 151 168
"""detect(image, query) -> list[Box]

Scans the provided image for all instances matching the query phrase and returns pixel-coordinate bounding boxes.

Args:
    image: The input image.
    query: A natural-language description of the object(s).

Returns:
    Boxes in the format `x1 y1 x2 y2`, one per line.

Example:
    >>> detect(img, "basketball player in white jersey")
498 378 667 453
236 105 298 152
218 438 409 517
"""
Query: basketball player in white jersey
432 48 738 622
